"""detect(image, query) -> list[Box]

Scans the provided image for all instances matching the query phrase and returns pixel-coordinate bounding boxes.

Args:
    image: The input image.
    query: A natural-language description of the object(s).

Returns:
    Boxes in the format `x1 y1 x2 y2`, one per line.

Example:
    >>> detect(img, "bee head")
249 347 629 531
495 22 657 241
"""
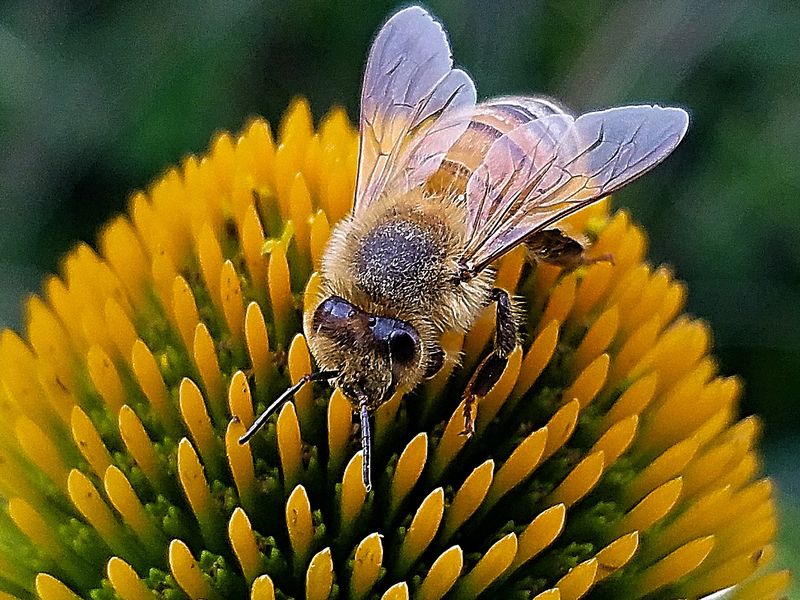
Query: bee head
306 295 426 407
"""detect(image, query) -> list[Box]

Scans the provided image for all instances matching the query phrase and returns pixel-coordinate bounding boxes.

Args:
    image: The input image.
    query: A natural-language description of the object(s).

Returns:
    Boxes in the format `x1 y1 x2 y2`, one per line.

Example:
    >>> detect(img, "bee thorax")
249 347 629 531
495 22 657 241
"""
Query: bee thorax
353 218 445 308
314 194 494 347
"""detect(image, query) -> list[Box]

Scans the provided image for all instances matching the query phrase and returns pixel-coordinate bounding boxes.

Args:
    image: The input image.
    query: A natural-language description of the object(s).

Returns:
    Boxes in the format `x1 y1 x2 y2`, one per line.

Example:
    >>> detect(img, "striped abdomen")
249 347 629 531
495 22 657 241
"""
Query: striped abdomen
427 96 570 196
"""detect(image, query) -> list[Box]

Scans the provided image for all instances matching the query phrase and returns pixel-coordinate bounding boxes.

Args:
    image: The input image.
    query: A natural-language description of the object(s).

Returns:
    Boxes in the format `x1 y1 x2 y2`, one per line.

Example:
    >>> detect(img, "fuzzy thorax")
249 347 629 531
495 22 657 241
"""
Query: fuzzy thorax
304 189 494 404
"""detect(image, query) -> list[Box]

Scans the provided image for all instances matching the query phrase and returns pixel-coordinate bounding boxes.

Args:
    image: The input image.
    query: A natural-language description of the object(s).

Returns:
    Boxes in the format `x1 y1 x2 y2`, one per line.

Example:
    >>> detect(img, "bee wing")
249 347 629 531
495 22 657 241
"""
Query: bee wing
426 95 573 195
479 95 572 120
461 105 689 273
354 6 477 216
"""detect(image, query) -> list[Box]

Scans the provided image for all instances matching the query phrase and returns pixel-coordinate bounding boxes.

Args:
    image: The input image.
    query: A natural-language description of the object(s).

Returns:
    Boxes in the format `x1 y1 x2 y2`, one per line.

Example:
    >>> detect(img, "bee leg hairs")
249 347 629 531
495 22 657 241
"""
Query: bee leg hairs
525 228 613 269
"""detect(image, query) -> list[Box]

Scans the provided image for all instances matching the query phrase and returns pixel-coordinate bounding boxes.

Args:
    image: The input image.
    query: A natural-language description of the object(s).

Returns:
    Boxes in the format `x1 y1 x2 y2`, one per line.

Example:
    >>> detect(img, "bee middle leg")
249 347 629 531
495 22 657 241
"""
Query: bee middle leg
462 287 517 436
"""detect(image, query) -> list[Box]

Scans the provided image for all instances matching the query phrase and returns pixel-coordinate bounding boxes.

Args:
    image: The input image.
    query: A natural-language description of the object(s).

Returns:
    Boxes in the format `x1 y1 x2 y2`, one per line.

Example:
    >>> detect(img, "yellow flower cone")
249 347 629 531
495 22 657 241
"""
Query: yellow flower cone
0 99 790 599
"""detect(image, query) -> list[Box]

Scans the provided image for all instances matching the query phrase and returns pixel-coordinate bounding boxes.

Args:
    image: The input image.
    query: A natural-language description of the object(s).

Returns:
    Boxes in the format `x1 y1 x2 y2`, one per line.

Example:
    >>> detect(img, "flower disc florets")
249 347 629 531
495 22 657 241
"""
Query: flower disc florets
0 100 789 600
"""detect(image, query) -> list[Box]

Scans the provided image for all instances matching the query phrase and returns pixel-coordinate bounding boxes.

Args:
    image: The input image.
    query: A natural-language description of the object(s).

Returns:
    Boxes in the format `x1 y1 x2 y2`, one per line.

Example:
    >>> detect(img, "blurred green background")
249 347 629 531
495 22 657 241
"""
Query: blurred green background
1 0 797 584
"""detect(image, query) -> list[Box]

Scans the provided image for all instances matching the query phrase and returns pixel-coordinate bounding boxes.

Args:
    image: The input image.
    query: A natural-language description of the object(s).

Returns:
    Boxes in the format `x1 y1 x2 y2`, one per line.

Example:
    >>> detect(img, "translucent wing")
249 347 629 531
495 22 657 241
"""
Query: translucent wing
428 95 572 195
354 6 477 215
479 95 571 120
460 105 689 273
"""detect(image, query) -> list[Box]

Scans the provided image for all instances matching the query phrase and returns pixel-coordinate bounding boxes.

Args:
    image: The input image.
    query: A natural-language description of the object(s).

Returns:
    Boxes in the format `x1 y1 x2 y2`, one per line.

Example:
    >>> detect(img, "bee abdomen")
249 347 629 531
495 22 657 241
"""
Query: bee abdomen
427 96 569 196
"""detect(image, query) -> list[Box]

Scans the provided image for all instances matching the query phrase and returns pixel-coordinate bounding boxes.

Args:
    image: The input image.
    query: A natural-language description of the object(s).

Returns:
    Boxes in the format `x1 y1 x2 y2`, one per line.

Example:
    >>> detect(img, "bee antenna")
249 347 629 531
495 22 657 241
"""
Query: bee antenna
239 370 338 444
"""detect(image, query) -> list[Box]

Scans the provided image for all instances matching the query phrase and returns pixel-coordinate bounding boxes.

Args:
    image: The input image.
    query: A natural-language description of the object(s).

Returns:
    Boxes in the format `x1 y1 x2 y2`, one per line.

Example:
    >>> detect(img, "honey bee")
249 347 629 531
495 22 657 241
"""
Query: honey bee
241 6 689 490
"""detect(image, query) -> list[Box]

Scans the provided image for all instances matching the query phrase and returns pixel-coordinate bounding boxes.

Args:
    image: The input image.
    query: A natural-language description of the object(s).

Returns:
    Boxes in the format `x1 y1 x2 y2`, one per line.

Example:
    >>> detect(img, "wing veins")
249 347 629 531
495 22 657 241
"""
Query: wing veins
354 7 476 214
460 105 688 274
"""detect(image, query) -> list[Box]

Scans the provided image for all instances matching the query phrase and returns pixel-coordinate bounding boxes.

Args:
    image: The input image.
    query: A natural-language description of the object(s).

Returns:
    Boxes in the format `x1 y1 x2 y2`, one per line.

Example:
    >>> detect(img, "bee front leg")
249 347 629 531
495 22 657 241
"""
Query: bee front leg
462 287 517 436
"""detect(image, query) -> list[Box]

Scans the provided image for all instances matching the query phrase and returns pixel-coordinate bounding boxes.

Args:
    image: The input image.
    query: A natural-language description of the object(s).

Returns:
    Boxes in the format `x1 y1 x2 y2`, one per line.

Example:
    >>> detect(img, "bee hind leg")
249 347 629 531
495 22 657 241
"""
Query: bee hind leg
526 228 613 270
461 287 517 436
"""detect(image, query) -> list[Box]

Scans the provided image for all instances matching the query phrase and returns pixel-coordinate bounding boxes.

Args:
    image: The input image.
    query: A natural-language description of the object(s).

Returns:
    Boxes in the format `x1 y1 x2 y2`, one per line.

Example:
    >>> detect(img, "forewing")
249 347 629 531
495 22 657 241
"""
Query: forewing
355 6 476 215
461 105 689 272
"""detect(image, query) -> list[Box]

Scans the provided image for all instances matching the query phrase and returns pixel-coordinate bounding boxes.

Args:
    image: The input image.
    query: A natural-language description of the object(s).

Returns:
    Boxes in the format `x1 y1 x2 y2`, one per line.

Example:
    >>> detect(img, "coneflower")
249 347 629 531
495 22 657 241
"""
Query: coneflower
0 100 789 600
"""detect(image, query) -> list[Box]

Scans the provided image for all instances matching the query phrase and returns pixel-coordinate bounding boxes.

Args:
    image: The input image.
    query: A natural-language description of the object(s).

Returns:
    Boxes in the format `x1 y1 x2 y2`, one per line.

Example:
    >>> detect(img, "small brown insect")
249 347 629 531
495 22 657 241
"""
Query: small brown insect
241 6 689 490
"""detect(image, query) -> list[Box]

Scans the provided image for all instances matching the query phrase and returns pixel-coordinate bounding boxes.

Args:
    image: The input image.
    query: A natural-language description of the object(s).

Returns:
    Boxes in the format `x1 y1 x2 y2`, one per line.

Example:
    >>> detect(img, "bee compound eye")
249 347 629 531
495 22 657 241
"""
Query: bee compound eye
368 316 377 328
389 330 417 365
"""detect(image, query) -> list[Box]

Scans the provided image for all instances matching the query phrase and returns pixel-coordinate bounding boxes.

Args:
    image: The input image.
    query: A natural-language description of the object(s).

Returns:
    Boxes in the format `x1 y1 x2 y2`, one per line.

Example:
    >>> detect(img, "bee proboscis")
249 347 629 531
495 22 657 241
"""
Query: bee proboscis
241 6 689 491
